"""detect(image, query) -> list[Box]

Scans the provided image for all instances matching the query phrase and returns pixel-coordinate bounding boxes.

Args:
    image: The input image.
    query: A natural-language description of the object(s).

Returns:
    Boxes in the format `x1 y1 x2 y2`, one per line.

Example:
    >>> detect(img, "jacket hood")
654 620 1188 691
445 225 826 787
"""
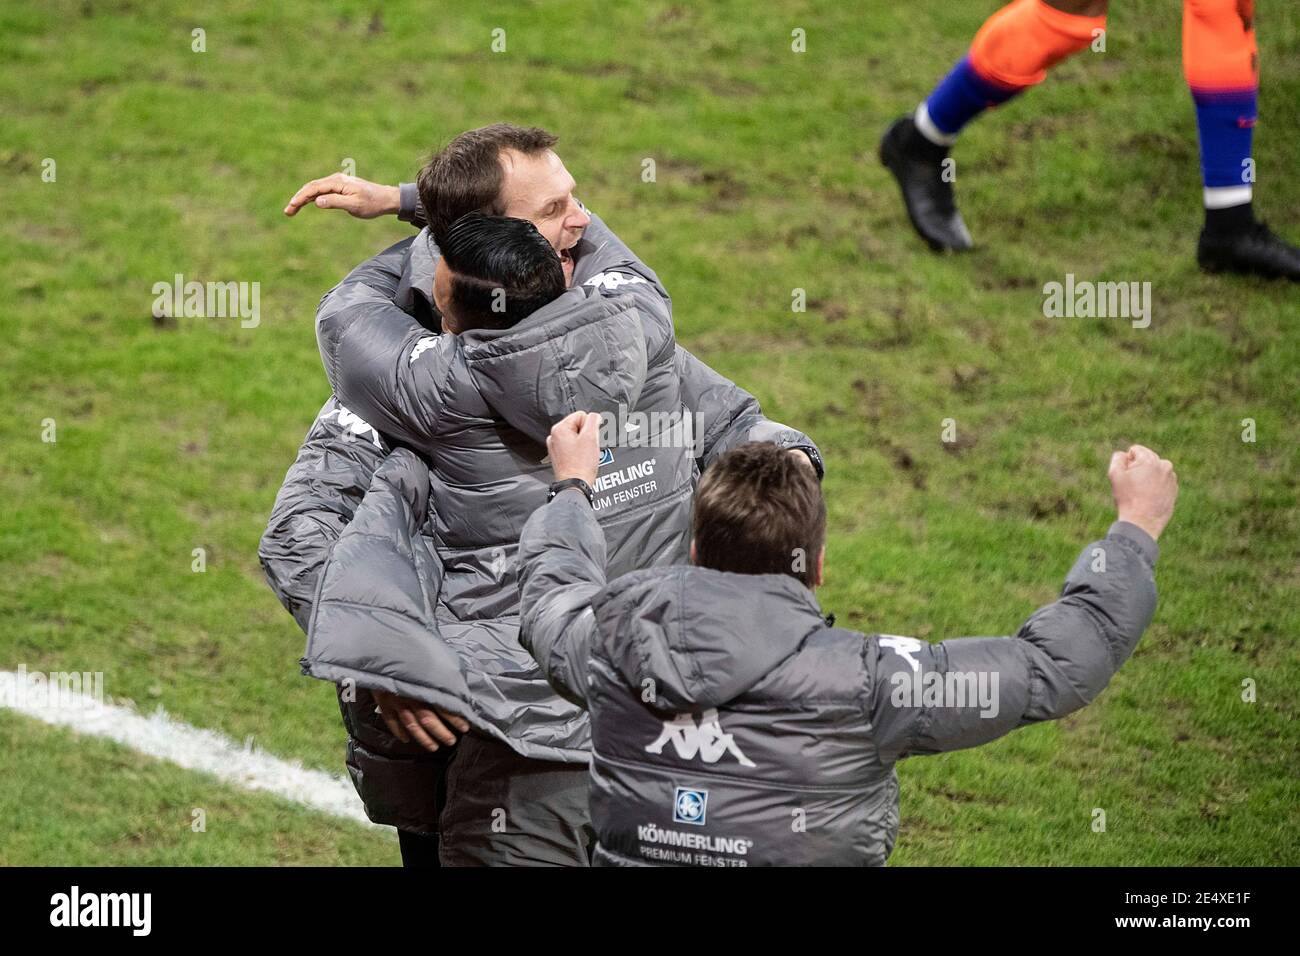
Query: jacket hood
458 286 660 444
592 566 828 711
397 226 673 444
400 228 670 444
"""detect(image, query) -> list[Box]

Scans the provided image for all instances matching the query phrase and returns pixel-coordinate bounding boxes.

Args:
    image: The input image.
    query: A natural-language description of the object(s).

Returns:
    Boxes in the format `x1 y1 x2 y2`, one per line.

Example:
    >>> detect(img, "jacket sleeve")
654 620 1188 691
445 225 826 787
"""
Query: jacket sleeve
866 521 1160 763
571 210 674 331
397 182 426 228
516 489 609 709
315 237 448 446
258 397 389 633
675 346 825 477
302 448 478 722
576 211 824 477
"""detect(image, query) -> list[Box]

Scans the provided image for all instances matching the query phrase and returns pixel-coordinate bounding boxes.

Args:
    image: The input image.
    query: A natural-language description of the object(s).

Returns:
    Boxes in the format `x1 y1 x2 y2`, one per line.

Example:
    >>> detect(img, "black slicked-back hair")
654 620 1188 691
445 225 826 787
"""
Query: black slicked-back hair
439 213 566 332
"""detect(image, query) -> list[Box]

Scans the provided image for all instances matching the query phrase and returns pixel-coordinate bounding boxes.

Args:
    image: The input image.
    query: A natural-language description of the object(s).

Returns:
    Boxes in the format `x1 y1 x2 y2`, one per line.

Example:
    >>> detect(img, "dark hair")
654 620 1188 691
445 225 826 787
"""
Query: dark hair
439 213 566 331
417 123 559 246
692 443 826 588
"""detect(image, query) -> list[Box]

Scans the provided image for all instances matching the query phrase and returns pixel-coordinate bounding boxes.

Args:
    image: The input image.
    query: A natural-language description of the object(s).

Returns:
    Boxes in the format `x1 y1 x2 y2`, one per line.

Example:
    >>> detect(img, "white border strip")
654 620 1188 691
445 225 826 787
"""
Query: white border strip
915 102 958 147
0 669 375 827
1203 185 1253 209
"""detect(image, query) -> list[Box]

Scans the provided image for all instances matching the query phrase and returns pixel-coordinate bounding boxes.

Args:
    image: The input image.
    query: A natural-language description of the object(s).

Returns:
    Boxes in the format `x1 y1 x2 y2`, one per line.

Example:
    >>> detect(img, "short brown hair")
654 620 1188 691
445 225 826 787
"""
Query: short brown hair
692 443 826 588
417 124 559 246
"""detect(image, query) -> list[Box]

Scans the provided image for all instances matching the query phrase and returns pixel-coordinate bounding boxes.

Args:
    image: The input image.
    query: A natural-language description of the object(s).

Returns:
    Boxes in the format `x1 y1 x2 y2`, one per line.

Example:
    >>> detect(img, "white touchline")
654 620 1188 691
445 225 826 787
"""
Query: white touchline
0 669 379 828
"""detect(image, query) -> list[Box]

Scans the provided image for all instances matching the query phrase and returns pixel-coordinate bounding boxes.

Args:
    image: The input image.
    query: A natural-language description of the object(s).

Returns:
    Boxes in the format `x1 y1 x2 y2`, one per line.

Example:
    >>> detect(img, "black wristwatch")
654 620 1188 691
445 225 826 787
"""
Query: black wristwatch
547 478 595 507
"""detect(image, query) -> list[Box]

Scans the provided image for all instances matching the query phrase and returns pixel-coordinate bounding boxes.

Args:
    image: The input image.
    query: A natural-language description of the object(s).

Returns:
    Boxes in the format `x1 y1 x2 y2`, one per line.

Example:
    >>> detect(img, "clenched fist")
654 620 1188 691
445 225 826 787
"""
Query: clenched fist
1109 444 1179 541
547 411 602 487
283 174 400 219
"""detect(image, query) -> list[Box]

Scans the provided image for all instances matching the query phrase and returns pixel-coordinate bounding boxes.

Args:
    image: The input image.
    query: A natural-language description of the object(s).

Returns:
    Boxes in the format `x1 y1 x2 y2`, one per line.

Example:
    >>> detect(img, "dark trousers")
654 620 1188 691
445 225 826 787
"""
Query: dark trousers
397 731 594 867
398 828 442 867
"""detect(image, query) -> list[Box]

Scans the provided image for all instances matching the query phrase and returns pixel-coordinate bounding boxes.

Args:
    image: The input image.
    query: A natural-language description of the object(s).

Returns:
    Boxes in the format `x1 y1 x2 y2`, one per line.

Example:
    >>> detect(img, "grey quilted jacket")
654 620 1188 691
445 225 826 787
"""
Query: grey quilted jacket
259 214 821 831
518 489 1160 866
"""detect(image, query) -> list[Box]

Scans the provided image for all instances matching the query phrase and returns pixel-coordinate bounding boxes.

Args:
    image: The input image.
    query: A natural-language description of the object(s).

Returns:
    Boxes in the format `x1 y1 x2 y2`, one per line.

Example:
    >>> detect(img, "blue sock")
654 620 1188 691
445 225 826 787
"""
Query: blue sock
919 56 1023 143
1191 88 1256 207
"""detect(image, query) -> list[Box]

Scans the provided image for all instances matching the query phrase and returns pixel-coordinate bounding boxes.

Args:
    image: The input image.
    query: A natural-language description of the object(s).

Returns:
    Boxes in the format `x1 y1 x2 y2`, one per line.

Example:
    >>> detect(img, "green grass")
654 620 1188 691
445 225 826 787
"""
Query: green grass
0 0 1296 865
0 713 395 865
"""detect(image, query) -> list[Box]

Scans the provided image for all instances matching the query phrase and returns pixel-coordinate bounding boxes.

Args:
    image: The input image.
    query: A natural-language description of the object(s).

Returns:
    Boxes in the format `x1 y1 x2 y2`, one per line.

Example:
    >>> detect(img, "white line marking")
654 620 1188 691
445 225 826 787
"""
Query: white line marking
0 669 377 827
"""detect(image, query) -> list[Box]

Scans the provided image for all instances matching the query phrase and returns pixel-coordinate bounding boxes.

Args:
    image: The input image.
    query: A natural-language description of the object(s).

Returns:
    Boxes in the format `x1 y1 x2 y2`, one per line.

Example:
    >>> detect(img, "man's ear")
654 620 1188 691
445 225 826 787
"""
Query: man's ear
812 546 826 588
433 259 456 333
689 540 697 565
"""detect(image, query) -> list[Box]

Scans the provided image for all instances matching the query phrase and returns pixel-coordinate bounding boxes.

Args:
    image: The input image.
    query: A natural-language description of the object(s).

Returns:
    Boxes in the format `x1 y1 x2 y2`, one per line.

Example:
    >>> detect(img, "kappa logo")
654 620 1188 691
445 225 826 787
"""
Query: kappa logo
325 405 382 449
879 635 924 673
584 270 647 292
409 335 438 364
646 708 756 768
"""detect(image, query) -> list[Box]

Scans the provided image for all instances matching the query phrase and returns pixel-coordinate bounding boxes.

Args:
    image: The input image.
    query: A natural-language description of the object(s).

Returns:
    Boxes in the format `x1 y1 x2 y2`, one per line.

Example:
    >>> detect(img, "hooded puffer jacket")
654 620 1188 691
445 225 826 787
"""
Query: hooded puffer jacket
300 219 822 770
304 284 693 762
516 491 1161 866
263 216 822 830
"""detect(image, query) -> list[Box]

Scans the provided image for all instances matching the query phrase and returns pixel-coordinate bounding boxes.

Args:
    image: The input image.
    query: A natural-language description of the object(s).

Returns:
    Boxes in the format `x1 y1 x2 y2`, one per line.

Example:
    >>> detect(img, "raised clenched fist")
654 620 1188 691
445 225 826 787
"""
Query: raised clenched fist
1108 444 1179 541
547 411 602 487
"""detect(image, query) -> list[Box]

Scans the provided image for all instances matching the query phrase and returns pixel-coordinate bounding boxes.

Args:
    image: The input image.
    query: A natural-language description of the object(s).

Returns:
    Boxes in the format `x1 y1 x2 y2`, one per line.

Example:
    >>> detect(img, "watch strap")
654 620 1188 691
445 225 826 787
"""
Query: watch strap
547 477 595 507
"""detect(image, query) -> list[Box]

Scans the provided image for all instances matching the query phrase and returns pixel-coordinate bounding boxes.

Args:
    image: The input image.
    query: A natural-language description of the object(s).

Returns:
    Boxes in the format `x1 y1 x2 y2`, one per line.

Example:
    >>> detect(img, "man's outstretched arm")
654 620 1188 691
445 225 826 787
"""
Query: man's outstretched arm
675 347 824 477
566 207 825 477
283 174 407 221
282 170 431 227
867 445 1178 763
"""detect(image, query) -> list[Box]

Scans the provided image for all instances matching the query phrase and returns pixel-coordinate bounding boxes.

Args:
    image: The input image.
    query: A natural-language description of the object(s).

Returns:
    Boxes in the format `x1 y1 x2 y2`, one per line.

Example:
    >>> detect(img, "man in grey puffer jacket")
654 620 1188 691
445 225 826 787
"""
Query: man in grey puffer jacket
518 420 1178 866
260 125 823 865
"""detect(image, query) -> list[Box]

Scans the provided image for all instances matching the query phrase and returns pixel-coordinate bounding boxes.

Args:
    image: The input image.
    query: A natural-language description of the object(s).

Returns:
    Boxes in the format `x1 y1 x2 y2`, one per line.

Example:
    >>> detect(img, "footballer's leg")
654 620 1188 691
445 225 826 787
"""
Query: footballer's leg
1186 0 1300 280
880 0 1107 252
